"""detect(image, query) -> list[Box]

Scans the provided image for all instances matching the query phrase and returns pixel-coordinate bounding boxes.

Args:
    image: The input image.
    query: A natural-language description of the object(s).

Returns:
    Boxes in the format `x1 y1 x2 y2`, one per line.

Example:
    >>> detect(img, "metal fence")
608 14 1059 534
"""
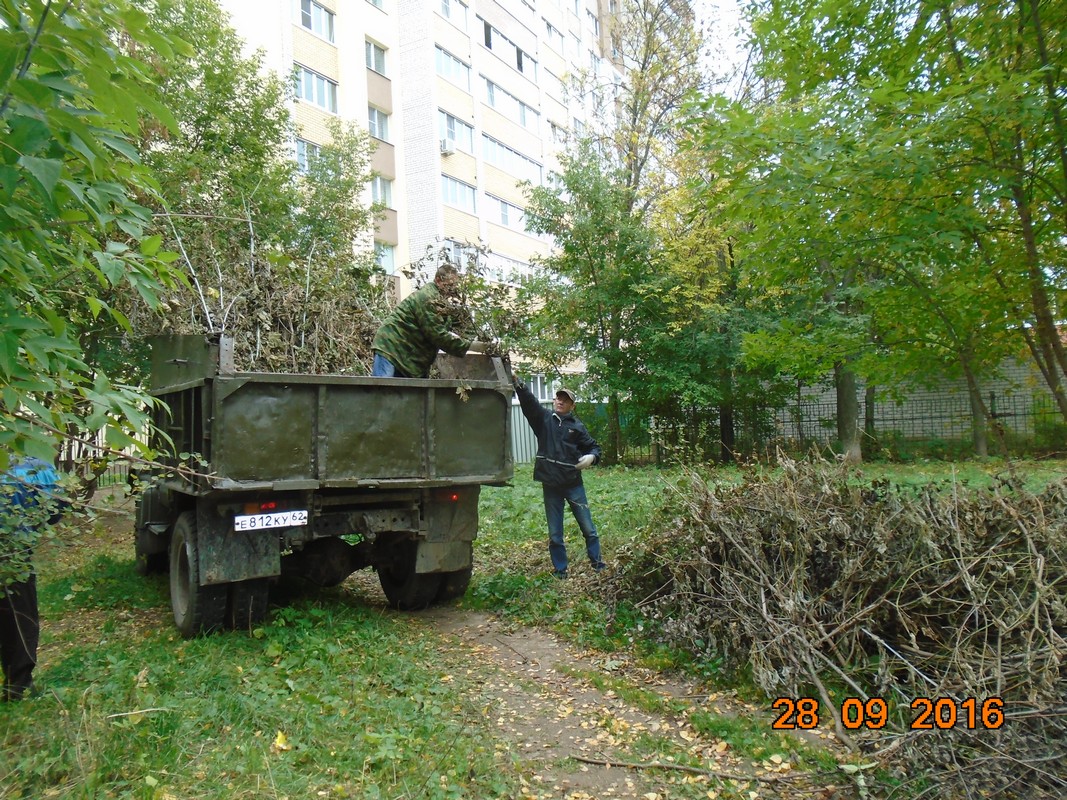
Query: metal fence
510 390 1065 465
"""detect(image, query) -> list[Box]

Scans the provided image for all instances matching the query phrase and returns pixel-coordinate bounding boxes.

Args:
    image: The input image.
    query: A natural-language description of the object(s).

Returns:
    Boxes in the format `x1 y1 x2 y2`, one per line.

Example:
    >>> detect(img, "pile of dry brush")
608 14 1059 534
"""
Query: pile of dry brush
616 458 1066 798
147 259 389 375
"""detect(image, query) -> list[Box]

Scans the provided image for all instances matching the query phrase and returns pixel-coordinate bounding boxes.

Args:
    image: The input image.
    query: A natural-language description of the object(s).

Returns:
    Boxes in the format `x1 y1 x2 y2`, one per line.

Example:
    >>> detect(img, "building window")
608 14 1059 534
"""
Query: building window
299 0 335 42
295 65 337 112
365 41 387 74
368 106 389 141
544 20 564 52
441 175 477 213
371 175 393 206
515 47 537 79
438 110 474 152
489 195 526 230
375 242 395 274
295 138 321 173
484 79 539 132
440 0 468 28
526 374 558 403
545 69 565 102
435 46 471 91
481 19 537 80
446 239 475 269
482 134 542 184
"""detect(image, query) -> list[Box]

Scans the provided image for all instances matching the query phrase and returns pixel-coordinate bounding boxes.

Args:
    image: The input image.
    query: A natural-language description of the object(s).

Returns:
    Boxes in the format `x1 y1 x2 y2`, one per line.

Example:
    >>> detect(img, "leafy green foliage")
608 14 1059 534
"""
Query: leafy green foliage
131 0 385 374
686 0 1067 460
515 1 708 462
0 0 186 462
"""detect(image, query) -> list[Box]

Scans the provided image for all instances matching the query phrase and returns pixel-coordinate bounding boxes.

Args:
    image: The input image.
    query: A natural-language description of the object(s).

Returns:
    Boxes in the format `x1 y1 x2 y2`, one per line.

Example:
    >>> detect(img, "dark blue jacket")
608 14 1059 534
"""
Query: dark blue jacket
515 382 601 488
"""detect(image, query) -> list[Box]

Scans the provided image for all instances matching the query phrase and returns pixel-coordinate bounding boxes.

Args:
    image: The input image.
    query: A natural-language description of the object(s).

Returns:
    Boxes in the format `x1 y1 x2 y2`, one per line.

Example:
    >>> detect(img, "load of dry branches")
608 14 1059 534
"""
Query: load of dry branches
615 457 1066 798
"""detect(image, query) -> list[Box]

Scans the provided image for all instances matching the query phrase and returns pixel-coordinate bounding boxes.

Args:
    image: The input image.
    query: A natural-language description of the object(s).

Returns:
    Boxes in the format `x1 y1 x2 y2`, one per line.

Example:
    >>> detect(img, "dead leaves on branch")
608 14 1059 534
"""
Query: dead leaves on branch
615 457 1066 798
150 254 389 374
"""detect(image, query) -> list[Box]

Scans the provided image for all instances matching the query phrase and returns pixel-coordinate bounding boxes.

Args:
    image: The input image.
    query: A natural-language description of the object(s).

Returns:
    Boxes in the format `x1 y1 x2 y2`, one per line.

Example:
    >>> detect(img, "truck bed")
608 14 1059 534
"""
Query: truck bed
148 335 513 493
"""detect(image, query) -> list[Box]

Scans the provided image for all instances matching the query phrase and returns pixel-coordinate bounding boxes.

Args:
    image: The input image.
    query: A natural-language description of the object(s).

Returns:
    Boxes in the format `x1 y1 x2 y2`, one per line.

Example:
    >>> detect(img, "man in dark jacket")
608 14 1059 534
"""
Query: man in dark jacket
371 264 488 378
513 377 606 578
1 456 64 700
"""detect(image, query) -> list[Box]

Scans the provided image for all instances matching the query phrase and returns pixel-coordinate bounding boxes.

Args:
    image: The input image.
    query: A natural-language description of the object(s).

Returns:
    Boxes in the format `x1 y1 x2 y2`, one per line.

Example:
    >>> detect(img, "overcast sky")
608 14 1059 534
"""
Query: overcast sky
695 0 750 94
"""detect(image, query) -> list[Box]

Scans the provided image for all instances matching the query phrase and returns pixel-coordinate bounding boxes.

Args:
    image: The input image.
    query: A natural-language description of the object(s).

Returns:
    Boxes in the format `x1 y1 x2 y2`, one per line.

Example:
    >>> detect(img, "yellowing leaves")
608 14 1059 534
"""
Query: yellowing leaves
271 730 292 753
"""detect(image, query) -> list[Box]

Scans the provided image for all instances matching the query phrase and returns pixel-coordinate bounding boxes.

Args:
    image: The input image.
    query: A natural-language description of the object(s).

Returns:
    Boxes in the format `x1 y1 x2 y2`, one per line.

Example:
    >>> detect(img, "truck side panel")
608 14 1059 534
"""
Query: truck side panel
211 377 510 487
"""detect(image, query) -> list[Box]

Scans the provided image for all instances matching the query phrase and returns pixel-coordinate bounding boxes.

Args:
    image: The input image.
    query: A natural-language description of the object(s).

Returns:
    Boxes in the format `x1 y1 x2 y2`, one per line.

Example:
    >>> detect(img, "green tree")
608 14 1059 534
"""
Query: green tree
519 0 705 462
521 141 659 463
0 0 186 466
642 144 789 462
686 0 1066 457
132 0 382 374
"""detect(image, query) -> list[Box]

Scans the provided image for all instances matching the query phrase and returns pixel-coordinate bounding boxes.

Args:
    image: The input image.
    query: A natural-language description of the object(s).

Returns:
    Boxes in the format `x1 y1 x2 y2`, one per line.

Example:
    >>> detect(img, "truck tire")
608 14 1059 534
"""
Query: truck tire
227 578 270 631
377 538 442 611
170 511 227 638
435 566 473 603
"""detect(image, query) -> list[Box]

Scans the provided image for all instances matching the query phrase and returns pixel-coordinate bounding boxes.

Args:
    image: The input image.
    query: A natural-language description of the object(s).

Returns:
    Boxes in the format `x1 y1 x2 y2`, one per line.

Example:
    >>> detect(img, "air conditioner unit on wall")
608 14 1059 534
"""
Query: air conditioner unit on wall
440 138 455 155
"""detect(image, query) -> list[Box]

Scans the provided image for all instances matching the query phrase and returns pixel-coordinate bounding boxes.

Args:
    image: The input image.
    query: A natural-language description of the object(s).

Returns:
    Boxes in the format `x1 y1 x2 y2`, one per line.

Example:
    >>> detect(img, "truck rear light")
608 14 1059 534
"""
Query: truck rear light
244 500 278 514
433 489 461 503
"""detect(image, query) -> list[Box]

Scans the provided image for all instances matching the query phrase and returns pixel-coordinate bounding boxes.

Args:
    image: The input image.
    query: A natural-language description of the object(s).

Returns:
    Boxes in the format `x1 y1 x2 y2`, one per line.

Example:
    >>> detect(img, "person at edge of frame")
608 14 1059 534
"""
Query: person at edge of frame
1 455 66 701
512 375 607 579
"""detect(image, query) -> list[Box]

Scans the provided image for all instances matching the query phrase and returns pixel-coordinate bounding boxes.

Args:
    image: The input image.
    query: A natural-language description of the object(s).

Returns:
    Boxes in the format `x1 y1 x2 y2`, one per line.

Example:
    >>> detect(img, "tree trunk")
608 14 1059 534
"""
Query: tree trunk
1009 146 1067 422
864 385 877 444
719 404 735 463
604 393 623 465
835 364 862 464
966 381 990 457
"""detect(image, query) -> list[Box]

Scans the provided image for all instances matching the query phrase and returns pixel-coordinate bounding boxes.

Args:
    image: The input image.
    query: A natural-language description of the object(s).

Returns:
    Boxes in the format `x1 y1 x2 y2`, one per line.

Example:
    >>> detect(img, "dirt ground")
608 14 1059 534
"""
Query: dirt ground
414 605 845 800
36 491 846 800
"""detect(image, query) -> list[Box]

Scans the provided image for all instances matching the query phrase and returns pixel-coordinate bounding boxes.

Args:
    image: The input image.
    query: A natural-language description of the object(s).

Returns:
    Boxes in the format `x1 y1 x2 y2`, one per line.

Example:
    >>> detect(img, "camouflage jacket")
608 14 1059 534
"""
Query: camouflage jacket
371 282 474 378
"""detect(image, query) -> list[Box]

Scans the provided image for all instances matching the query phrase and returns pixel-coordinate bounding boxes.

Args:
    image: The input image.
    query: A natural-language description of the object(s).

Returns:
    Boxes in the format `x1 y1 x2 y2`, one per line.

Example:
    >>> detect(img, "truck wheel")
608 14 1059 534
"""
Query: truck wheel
170 511 227 638
227 578 270 631
377 538 442 611
435 566 473 603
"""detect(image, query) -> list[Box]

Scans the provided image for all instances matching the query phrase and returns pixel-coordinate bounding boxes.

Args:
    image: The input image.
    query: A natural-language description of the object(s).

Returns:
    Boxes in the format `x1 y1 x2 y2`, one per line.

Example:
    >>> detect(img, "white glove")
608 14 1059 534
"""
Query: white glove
576 454 596 470
467 340 488 354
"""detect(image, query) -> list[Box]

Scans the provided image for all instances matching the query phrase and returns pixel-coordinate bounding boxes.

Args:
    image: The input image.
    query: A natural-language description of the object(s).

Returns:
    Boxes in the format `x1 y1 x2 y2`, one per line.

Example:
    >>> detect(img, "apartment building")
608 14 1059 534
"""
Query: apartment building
216 0 620 294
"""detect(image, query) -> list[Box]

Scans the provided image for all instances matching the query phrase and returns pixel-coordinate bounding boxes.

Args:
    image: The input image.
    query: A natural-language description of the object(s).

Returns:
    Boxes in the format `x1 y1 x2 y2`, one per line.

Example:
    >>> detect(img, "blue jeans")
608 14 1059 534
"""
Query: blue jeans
372 353 398 377
543 483 602 573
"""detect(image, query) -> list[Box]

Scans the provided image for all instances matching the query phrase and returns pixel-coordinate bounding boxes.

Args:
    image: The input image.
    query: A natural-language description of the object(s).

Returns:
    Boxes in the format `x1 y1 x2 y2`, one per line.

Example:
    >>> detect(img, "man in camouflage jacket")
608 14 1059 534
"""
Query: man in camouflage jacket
371 264 487 378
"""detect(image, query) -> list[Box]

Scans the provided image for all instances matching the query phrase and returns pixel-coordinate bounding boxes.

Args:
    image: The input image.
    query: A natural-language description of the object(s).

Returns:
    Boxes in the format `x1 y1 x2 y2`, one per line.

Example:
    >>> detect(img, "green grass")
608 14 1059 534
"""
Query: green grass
4 555 524 799
6 457 1061 798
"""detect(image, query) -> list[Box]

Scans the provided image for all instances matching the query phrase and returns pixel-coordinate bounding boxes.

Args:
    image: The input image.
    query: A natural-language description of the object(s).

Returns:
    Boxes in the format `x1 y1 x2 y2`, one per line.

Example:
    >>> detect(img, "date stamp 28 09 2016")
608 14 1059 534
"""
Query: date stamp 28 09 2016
772 696 1006 731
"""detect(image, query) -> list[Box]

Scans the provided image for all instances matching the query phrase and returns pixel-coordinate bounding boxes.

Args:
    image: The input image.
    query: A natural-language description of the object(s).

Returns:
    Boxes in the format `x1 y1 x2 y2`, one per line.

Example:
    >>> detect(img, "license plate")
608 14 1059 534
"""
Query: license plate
233 509 309 531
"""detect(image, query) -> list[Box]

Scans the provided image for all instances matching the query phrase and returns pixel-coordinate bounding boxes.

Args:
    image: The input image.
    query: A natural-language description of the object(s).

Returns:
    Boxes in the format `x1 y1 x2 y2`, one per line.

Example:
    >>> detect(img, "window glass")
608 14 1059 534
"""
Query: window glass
441 175 476 212
299 0 335 42
295 138 321 172
438 110 474 151
371 175 393 206
374 242 395 273
435 46 471 91
295 65 337 112
368 106 390 140
365 41 387 74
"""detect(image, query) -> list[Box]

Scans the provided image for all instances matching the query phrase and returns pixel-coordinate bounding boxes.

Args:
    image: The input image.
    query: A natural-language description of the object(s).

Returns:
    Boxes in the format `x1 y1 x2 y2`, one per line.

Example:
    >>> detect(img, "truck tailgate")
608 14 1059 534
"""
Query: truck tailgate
210 374 512 489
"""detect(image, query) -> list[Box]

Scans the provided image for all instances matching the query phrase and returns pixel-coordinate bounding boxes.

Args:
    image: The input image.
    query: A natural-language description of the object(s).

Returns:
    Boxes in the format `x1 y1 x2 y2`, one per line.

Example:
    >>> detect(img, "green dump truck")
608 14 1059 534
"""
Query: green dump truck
133 335 513 637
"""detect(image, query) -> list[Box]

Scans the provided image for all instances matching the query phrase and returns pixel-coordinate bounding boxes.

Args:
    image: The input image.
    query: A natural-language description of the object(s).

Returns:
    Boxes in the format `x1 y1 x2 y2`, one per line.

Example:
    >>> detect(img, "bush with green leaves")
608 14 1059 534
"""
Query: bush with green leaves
1 0 187 463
